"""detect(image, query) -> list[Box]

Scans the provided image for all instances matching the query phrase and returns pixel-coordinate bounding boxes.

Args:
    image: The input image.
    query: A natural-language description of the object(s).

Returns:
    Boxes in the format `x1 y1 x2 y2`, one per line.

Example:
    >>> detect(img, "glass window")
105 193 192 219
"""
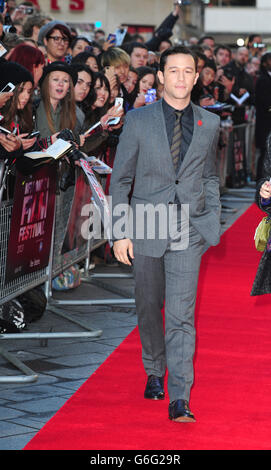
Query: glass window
205 0 256 6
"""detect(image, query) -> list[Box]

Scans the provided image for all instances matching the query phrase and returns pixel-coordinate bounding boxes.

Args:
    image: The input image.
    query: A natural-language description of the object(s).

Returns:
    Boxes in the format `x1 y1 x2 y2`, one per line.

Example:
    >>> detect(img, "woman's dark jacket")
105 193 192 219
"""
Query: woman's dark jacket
251 132 271 295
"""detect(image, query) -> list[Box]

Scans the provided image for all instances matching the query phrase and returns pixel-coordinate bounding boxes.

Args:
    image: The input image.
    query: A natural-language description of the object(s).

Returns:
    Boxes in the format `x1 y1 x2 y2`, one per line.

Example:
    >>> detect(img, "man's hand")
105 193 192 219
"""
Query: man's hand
113 238 134 266
219 75 235 95
133 93 146 108
199 96 215 107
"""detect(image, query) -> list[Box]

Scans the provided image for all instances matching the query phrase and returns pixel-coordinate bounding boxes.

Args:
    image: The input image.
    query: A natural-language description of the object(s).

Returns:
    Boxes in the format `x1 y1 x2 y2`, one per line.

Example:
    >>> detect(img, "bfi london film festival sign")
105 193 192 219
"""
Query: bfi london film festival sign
5 165 56 284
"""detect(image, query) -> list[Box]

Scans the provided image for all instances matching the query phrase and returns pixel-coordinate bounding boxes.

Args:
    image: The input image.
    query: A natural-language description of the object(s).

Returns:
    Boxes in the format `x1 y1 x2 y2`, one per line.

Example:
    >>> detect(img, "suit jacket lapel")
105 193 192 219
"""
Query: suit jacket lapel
177 103 204 178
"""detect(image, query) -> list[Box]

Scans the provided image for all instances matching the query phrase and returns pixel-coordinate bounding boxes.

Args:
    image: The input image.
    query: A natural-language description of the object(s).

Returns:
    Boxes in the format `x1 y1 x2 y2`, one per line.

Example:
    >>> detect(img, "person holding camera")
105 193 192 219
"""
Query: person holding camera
246 34 265 59
191 59 226 107
224 47 255 104
133 66 157 109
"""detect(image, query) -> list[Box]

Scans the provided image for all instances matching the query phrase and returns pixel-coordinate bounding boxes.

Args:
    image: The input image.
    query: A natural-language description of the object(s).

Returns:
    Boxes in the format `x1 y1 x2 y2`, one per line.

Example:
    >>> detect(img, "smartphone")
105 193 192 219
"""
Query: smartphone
84 121 102 136
107 33 116 45
0 125 11 135
115 27 127 46
106 117 121 126
26 131 40 139
115 97 123 110
145 89 156 104
0 82 15 93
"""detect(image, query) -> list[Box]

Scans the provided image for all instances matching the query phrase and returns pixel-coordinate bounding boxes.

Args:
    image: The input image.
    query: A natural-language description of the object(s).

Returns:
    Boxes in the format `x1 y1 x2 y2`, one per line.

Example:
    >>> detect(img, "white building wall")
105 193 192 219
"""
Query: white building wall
204 0 271 34
38 0 174 36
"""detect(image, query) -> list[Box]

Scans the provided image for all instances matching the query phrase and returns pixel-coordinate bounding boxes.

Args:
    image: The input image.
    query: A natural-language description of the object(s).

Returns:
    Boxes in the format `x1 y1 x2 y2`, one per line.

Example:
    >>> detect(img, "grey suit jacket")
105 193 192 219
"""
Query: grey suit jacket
109 99 221 257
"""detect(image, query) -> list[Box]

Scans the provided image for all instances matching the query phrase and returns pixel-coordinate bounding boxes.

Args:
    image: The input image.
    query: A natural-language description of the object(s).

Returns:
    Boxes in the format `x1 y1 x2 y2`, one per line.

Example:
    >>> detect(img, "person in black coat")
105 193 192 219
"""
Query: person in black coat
251 131 271 296
255 52 271 180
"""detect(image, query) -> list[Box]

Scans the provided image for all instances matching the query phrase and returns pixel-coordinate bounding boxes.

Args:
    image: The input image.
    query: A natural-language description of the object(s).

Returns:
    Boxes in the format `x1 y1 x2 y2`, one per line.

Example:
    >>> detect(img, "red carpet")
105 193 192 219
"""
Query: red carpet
25 204 271 450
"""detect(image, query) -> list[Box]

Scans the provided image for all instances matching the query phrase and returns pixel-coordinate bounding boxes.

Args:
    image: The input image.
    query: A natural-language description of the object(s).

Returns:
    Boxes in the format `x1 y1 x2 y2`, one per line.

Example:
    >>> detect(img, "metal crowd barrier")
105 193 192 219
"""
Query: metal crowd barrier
46 166 135 311
217 115 256 193
0 163 104 383
0 157 136 383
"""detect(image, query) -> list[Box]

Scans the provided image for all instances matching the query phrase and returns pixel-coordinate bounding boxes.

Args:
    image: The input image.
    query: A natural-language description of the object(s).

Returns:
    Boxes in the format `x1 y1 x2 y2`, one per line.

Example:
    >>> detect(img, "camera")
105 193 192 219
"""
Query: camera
57 129 83 191
222 66 234 81
17 5 33 15
57 128 82 162
253 43 265 48
3 25 16 33
25 7 34 15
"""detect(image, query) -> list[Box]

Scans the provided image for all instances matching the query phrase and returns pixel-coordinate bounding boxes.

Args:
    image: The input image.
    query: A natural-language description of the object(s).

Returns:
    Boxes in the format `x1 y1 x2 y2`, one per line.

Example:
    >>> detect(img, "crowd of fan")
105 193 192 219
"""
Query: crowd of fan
0 0 270 190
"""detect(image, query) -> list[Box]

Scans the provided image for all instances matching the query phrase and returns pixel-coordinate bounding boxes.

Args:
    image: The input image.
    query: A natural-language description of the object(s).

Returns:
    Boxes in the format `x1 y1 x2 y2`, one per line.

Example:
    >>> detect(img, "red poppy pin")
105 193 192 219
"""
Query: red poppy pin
198 120 203 126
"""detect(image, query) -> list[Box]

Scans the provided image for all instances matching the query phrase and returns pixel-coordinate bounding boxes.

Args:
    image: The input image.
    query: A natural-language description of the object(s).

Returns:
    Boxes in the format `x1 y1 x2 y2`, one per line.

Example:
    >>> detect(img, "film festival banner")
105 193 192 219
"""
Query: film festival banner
5 165 57 284
61 169 93 255
79 159 111 242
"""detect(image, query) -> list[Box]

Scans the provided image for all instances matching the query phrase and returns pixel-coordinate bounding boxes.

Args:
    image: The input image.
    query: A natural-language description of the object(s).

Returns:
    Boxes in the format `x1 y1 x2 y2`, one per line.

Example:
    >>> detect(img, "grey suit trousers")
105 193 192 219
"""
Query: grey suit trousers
133 224 205 403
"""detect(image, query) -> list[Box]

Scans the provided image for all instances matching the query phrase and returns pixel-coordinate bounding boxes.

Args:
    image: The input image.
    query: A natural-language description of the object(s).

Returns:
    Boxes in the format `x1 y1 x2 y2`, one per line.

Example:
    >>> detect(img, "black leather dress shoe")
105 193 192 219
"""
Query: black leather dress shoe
168 399 196 423
144 375 165 400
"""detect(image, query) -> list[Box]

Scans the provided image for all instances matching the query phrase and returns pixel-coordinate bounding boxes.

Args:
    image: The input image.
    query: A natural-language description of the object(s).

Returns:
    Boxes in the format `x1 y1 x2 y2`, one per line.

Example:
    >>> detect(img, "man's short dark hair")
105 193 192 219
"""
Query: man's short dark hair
198 35 215 45
248 34 261 44
214 44 231 57
159 45 198 73
127 41 148 55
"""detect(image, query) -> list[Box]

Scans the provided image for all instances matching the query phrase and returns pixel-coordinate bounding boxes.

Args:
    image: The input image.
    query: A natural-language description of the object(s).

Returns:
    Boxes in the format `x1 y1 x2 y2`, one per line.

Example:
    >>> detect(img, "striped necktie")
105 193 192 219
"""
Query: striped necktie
170 110 183 171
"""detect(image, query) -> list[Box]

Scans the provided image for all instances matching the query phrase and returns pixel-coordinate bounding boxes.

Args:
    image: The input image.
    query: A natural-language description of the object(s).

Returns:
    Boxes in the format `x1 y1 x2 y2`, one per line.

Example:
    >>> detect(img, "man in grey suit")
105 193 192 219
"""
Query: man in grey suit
109 45 221 422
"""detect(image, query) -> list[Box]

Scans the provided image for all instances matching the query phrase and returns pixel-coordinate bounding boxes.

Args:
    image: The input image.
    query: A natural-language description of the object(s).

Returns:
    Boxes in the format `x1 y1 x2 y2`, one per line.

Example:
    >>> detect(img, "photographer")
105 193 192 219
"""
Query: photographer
214 45 231 69
223 46 255 105
246 34 265 59
101 47 131 111
133 66 157 109
192 59 225 107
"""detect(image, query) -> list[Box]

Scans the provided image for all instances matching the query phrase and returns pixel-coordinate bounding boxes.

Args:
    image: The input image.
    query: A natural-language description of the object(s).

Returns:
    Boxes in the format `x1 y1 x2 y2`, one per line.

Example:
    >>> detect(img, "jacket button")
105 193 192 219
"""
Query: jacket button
175 180 179 184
